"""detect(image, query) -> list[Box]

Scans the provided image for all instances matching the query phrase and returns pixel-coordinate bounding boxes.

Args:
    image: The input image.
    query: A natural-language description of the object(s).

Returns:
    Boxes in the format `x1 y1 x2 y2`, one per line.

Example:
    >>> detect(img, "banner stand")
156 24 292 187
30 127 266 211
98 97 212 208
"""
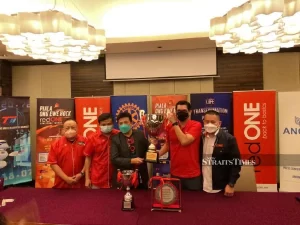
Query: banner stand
35 98 75 188
0 97 31 186
233 90 277 192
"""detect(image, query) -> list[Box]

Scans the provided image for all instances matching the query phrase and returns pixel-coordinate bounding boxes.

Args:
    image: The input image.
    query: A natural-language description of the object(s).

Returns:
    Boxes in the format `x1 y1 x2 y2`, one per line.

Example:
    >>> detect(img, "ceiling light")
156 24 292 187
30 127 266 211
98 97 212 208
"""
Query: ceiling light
209 0 300 54
0 11 106 63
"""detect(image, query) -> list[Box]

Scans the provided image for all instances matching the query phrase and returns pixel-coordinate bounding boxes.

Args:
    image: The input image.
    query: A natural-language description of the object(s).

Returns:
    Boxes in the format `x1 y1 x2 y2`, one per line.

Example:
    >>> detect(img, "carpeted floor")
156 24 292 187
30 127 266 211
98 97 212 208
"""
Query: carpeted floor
0 187 299 225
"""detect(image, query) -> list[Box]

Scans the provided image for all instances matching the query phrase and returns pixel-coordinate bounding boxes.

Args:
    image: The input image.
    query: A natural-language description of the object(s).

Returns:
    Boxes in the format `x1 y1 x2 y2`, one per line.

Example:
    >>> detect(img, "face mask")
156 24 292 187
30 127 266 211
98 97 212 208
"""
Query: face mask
176 111 189 122
119 124 131 134
100 125 113 134
204 123 218 133
64 129 77 140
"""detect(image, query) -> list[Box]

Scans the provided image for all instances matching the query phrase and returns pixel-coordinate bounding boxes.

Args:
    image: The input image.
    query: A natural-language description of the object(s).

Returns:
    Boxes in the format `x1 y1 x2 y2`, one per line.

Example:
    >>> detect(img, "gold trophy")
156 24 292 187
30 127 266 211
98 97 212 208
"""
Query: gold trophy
140 110 165 163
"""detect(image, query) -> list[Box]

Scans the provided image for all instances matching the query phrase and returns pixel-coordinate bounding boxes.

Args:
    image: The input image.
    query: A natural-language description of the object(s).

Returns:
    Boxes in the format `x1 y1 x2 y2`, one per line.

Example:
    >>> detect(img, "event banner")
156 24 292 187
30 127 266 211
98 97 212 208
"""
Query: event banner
151 95 187 115
75 97 110 138
111 95 147 130
233 90 277 192
35 98 75 188
0 97 31 186
278 92 300 192
191 93 233 134
151 95 187 174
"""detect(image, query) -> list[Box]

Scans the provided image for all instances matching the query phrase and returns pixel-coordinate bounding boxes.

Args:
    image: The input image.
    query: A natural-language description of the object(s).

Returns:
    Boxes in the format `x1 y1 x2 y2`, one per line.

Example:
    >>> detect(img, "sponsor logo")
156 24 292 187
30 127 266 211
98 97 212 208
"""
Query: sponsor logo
283 116 300 135
1 116 17 125
205 98 215 105
116 103 142 129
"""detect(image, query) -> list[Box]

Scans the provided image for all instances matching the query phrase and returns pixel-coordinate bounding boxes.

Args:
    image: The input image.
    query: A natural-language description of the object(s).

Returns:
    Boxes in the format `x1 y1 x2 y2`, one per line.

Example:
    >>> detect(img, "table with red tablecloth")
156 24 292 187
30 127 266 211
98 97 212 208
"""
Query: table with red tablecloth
0 188 299 225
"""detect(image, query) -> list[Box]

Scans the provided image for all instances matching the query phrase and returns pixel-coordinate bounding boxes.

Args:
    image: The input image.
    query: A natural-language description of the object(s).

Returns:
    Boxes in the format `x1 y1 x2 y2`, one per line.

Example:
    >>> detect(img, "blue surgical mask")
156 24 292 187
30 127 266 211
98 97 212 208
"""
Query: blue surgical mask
100 125 113 134
119 124 131 134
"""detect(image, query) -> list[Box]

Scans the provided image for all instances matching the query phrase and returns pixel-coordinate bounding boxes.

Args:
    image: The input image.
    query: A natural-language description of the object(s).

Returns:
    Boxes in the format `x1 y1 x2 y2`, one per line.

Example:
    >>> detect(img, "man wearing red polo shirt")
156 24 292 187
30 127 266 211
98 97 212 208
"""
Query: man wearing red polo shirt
84 113 119 189
48 119 86 189
159 100 202 191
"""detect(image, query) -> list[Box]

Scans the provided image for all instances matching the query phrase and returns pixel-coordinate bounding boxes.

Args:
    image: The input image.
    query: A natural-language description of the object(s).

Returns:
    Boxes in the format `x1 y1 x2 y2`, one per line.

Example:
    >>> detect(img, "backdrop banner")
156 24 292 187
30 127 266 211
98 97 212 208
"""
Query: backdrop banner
191 93 233 134
35 98 75 188
233 90 277 192
151 95 187 175
151 95 187 115
278 92 300 192
75 97 111 138
0 97 31 186
111 95 147 130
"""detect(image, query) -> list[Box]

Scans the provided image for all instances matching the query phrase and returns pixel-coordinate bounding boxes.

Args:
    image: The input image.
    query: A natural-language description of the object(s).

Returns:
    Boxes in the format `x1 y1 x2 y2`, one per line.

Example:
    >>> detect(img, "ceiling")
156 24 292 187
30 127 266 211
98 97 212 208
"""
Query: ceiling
0 0 249 60
0 0 249 42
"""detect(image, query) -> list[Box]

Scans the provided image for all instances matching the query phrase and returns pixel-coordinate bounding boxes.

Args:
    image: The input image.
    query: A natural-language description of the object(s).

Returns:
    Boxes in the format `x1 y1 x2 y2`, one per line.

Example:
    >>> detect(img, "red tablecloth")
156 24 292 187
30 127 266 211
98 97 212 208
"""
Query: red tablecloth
0 187 299 225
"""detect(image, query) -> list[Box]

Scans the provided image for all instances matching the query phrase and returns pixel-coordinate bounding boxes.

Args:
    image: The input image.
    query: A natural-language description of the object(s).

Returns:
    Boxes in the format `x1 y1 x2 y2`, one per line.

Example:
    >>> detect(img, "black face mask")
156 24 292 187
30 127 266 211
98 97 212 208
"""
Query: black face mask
176 111 189 122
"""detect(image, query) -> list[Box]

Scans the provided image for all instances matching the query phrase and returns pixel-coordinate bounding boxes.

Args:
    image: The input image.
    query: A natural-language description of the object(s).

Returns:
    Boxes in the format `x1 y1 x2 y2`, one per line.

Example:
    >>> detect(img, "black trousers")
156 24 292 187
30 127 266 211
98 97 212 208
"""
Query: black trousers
171 175 202 191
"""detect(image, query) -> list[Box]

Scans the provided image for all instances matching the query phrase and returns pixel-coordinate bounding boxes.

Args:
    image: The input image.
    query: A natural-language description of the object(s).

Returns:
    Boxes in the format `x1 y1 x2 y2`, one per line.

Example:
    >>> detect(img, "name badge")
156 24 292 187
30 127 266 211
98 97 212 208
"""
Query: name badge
214 144 223 147
77 141 85 146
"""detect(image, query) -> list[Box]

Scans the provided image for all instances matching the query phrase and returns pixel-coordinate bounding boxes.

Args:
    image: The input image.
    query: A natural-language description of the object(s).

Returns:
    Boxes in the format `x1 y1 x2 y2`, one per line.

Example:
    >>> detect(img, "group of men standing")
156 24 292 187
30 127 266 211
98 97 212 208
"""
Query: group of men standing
47 100 241 196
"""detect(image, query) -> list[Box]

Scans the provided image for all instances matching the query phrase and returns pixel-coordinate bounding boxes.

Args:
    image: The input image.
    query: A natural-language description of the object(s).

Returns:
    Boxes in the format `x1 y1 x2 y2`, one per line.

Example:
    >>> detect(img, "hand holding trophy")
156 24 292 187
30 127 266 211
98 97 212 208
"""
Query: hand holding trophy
139 110 166 163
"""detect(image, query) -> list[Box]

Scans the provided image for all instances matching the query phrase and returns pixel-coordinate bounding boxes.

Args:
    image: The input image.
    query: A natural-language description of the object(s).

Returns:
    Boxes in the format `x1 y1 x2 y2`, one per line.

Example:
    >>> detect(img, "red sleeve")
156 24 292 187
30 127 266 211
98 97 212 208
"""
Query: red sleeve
47 141 58 164
165 124 172 143
187 122 202 139
83 136 94 156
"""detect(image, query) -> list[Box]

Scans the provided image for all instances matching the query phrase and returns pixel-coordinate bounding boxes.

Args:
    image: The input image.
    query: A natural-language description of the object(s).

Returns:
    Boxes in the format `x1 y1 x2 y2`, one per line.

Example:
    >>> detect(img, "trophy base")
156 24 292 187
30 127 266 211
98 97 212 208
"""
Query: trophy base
145 151 158 163
122 199 135 211
151 206 182 213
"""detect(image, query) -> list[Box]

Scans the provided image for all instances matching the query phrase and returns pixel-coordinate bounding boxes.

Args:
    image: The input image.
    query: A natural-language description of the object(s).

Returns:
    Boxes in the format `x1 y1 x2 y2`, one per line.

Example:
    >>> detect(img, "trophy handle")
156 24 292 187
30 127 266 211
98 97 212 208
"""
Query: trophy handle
165 112 171 126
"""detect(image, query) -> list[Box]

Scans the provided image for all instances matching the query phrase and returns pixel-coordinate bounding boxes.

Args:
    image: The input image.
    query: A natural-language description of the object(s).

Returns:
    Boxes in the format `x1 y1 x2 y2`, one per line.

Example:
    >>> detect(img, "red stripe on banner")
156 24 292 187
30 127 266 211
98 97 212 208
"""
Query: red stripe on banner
75 97 111 138
233 91 277 191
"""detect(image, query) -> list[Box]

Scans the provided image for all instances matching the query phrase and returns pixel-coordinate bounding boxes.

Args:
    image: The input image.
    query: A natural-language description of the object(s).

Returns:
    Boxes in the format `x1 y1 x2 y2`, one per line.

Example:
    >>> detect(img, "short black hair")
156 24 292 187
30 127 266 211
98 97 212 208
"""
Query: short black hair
204 110 220 119
62 118 77 125
117 112 132 122
175 100 192 111
98 113 113 123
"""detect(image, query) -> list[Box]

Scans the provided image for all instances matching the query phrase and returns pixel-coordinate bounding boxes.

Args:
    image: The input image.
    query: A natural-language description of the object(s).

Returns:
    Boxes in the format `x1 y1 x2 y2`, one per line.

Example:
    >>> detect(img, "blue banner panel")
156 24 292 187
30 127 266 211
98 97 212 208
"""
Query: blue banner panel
190 93 233 134
0 97 31 186
111 95 148 130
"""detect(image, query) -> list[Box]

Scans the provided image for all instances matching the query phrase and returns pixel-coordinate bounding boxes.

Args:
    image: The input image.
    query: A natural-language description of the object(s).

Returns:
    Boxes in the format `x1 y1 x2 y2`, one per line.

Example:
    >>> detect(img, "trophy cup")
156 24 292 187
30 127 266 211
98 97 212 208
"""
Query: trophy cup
149 176 182 212
140 110 165 163
117 169 138 211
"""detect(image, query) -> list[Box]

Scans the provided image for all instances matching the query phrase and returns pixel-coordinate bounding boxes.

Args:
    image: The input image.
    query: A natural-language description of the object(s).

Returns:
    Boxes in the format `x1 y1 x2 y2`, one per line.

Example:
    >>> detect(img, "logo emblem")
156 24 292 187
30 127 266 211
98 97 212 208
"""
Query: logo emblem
1 116 17 125
116 103 141 129
295 116 300 126
206 98 215 105
77 141 85 146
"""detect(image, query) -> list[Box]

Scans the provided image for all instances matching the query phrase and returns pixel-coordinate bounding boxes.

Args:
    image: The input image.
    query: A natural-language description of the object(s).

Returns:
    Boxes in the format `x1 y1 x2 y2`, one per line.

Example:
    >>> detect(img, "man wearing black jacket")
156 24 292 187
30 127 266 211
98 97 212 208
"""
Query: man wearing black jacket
110 112 149 189
200 110 241 196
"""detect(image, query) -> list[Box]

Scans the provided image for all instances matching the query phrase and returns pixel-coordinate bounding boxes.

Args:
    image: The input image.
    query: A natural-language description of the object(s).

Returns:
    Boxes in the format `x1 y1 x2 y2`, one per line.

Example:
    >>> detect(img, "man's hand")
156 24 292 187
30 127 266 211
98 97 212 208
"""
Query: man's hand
149 137 158 145
131 157 144 164
65 176 77 185
167 113 177 124
73 173 83 182
85 178 92 188
224 185 234 197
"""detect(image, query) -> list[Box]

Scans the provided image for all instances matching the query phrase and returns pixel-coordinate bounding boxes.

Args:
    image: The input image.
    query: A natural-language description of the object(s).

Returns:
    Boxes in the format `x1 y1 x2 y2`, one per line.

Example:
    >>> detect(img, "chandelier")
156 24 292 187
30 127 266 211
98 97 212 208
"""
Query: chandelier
0 10 106 63
209 0 300 54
